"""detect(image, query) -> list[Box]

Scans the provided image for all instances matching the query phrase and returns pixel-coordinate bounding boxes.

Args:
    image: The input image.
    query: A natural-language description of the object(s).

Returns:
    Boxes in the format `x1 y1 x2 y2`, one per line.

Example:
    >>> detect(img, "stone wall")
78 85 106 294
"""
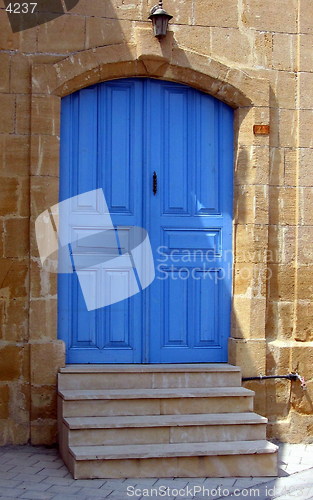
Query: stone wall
0 0 312 445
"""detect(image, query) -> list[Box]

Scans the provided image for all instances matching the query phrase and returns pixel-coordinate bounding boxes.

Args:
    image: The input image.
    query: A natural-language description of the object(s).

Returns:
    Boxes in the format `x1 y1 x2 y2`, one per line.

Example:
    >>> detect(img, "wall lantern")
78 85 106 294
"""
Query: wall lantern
148 0 173 39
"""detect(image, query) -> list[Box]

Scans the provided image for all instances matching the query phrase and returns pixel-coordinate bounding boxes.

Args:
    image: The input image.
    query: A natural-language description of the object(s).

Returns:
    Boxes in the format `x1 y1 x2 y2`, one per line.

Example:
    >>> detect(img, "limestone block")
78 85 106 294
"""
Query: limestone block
300 187 313 225
31 135 60 177
294 301 313 342
233 262 267 298
243 0 297 33
0 384 9 419
172 25 211 55
37 14 86 53
265 380 291 420
272 34 297 72
299 0 313 34
2 299 28 342
85 18 132 49
31 95 60 136
29 299 57 341
228 338 266 378
10 54 31 93
269 147 284 186
9 382 30 423
232 296 266 339
0 94 15 134
30 420 57 446
234 224 268 264
266 340 291 374
234 185 268 224
0 344 29 382
0 53 10 92
299 73 313 109
194 0 238 28
31 175 59 219
299 110 313 148
253 32 273 69
278 110 297 148
15 96 31 135
291 343 313 379
267 264 295 302
235 145 269 186
4 218 29 258
299 34 313 72
147 0 193 25
211 28 252 66
299 148 313 187
18 178 30 218
266 301 295 341
268 187 297 226
269 71 296 109
30 259 56 298
268 225 296 265
298 227 313 265
0 135 30 177
0 260 29 299
284 148 297 186
31 385 57 420
297 265 313 301
0 9 37 52
291 379 313 415
0 177 19 216
30 341 65 385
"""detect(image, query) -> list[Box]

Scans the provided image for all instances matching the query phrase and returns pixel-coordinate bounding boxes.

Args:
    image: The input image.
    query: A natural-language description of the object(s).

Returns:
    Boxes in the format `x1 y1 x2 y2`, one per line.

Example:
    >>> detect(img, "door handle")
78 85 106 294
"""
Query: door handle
153 171 157 195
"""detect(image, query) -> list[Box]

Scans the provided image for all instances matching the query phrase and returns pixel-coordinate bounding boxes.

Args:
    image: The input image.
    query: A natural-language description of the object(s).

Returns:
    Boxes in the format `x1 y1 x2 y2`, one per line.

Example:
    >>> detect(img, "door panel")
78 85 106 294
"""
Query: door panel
147 79 233 362
58 78 233 363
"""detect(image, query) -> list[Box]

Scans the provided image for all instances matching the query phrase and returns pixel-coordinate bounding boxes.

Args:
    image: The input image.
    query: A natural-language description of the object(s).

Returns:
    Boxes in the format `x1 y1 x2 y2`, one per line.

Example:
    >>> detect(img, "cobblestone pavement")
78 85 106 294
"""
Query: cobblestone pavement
0 442 312 499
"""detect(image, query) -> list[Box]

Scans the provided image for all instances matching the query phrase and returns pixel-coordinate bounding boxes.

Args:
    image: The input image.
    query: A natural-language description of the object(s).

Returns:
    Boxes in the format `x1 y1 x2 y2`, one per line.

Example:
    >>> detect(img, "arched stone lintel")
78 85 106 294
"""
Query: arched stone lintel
32 38 269 109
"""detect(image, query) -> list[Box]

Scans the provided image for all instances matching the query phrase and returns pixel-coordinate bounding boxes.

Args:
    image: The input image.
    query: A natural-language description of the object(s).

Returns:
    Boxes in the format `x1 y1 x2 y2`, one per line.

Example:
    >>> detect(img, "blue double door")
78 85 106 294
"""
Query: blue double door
59 78 233 364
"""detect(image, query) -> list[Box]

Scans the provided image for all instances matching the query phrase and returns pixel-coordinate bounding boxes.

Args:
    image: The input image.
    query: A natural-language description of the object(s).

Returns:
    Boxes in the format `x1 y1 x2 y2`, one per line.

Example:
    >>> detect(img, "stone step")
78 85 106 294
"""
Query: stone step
63 412 267 446
58 363 241 390
58 387 254 417
67 440 278 479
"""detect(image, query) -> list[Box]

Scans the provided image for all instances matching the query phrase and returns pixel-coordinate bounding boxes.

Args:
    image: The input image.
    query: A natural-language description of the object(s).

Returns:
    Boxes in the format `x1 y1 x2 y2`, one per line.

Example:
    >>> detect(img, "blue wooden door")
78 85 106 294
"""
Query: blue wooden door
58 78 233 363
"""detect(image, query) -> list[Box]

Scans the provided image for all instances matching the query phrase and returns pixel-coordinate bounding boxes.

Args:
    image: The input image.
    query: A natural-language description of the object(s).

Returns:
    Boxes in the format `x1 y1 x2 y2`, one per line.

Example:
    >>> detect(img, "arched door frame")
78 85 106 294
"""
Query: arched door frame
29 28 271 382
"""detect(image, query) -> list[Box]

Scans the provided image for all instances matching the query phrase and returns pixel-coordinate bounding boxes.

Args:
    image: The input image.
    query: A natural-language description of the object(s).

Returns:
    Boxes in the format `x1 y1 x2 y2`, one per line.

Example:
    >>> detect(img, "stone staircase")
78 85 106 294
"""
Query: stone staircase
57 364 278 479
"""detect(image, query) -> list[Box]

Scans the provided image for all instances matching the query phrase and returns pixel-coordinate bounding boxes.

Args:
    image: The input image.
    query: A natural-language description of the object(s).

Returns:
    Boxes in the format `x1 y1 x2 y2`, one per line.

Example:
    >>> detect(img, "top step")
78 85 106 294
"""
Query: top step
59 364 241 373
58 364 242 390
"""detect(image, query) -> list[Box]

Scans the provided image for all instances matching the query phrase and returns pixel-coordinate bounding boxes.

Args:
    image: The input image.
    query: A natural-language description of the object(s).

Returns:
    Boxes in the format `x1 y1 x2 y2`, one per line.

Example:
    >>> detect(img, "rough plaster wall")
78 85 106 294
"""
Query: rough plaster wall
0 0 312 445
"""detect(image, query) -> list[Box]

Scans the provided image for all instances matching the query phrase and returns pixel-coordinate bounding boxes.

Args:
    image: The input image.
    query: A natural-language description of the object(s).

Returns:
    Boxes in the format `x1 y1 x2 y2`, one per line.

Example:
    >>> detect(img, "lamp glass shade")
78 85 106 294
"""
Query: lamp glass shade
149 7 173 38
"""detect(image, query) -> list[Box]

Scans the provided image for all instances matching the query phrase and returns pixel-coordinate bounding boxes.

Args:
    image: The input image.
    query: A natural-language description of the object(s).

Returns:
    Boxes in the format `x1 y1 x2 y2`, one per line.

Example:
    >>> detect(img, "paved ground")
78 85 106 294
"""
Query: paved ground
0 442 312 499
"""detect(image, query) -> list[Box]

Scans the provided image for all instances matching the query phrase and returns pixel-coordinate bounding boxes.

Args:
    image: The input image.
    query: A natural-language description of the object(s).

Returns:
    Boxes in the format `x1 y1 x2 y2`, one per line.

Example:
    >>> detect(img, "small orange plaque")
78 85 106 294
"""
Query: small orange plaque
253 124 270 135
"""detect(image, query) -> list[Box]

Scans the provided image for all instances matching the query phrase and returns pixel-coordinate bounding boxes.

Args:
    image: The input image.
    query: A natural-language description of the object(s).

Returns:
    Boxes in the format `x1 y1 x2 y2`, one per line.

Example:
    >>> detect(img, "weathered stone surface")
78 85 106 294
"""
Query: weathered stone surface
229 338 266 378
30 341 65 385
0 178 19 216
3 299 28 342
4 218 29 258
268 187 297 225
0 384 9 419
271 34 297 72
267 264 296 302
243 0 297 33
0 345 28 382
194 0 238 28
86 18 132 49
31 385 57 420
37 14 86 53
